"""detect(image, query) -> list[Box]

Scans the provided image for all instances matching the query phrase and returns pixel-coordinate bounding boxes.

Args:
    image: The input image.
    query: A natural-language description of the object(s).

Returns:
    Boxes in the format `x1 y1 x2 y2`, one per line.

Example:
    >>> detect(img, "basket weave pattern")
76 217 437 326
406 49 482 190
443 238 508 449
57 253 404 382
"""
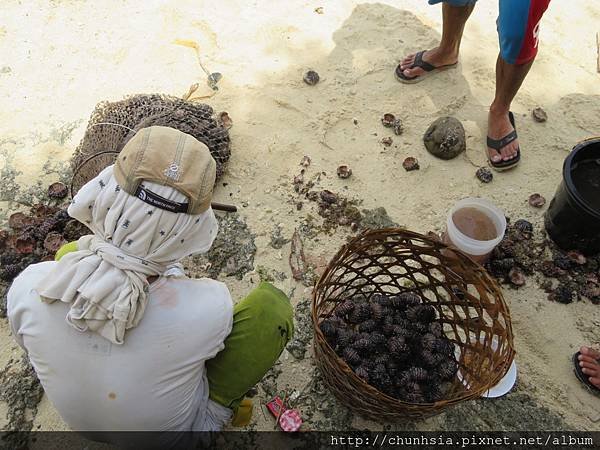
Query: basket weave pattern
312 228 515 420
70 94 230 196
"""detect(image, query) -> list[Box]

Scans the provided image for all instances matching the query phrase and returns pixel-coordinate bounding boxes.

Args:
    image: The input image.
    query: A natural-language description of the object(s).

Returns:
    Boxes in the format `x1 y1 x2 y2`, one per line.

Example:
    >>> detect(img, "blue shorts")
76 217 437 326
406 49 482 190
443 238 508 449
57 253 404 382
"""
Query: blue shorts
428 0 551 64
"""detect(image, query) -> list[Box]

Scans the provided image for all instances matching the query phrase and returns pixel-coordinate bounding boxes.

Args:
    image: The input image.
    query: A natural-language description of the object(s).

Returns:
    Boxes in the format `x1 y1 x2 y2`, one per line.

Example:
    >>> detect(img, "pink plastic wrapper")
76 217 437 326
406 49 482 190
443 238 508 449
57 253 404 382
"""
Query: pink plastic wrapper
266 396 303 432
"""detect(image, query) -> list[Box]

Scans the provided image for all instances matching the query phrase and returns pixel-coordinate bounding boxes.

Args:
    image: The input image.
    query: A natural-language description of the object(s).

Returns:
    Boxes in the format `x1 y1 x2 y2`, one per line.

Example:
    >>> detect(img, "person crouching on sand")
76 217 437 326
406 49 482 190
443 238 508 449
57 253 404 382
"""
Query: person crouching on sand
7 126 293 444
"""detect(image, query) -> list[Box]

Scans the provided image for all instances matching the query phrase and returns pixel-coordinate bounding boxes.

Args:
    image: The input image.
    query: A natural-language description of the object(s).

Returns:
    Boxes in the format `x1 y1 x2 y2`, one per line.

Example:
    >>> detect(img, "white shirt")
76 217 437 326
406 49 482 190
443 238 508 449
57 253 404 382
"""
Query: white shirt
7 262 234 435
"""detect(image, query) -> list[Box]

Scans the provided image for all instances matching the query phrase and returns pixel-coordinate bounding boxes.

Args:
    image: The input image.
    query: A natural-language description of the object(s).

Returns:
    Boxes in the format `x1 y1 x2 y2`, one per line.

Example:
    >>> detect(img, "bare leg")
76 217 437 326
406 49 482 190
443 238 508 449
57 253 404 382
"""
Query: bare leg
487 56 534 162
578 346 600 389
400 2 475 79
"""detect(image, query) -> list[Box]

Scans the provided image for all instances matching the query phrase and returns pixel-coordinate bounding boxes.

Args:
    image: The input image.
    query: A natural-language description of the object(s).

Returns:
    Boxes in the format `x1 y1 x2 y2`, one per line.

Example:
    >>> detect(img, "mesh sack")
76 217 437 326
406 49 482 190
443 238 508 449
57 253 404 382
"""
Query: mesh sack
70 94 230 195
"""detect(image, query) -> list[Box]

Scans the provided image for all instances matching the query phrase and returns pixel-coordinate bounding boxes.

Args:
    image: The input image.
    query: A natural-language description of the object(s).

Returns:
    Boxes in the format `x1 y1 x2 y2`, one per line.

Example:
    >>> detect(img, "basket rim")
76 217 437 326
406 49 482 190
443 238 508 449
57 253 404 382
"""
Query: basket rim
311 227 516 412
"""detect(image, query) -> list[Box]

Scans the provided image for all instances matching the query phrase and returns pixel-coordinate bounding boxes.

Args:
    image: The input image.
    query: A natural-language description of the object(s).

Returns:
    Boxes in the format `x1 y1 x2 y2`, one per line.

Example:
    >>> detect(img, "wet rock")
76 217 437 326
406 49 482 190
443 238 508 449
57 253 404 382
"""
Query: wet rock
381 137 393 147
0 282 9 318
270 224 290 249
192 213 256 280
303 70 320 86
532 107 548 123
291 368 354 430
0 355 45 432
381 113 396 128
423 116 466 160
47 182 68 199
361 207 399 229
336 165 352 179
550 284 574 304
440 389 571 431
487 218 600 305
402 157 419 171
476 167 493 183
259 363 282 398
286 298 313 359
304 189 363 231
528 193 546 208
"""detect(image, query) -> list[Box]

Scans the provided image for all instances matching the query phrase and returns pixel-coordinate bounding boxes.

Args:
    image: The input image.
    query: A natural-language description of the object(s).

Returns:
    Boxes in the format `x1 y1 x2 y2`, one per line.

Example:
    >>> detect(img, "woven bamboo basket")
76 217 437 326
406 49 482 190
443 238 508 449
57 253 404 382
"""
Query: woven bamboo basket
312 228 515 420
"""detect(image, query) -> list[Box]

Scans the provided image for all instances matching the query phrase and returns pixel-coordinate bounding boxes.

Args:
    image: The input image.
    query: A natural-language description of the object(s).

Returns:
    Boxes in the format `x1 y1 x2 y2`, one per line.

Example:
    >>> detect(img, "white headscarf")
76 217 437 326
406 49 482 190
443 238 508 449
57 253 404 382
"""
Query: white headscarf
36 165 219 344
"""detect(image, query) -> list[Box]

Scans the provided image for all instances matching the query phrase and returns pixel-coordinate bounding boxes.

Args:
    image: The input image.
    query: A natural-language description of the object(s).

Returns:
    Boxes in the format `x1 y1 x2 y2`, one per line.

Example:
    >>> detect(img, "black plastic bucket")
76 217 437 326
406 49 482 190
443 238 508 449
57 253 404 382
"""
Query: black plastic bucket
545 137 600 255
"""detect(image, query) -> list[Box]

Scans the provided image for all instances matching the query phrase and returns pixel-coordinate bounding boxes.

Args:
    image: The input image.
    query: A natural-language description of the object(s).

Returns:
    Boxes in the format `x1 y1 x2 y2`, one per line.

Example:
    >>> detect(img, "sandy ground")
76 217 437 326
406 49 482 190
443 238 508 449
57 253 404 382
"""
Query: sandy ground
1 0 600 433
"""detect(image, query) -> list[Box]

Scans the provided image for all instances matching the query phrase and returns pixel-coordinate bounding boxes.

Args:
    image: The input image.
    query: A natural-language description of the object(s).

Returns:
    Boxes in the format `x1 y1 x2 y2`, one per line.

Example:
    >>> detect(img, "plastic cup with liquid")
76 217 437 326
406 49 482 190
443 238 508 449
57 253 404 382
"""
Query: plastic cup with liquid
444 198 507 264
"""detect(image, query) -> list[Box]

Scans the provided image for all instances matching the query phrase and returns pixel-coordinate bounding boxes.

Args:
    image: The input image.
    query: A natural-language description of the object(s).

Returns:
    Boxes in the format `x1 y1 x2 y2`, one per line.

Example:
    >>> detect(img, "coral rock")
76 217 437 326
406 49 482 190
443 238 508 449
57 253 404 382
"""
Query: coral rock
423 116 466 160
532 107 548 123
303 70 320 85
47 182 68 199
43 232 66 253
381 113 396 127
402 157 419 171
476 167 493 183
508 267 526 287
336 165 352 179
513 219 533 237
8 212 34 230
528 193 546 208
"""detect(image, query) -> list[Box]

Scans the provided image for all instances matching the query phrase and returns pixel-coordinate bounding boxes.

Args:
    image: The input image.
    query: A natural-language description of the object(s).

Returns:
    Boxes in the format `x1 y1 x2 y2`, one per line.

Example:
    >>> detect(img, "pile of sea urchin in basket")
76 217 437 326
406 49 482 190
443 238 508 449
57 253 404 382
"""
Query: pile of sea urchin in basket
319 292 458 403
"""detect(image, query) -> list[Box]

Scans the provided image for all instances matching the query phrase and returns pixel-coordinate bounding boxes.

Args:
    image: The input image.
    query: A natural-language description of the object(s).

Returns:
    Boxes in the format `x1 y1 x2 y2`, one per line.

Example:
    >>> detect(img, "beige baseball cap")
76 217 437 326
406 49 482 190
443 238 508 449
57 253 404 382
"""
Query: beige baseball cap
114 126 216 214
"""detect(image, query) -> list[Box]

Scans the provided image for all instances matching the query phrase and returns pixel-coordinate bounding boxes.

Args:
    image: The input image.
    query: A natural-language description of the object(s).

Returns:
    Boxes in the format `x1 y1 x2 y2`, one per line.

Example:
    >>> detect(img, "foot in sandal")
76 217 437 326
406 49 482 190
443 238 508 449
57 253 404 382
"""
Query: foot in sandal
486 108 521 171
574 346 600 394
395 47 459 83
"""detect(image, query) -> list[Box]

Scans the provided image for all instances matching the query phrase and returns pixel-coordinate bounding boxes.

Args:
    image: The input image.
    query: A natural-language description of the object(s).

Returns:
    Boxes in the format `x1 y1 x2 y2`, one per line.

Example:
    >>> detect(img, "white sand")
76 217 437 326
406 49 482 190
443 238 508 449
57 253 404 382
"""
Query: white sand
1 0 600 431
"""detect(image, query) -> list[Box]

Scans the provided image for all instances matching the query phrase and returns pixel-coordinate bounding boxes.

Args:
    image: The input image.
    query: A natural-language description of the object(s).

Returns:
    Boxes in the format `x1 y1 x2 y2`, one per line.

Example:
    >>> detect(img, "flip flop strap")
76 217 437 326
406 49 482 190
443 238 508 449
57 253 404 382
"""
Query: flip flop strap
487 130 518 151
412 51 436 72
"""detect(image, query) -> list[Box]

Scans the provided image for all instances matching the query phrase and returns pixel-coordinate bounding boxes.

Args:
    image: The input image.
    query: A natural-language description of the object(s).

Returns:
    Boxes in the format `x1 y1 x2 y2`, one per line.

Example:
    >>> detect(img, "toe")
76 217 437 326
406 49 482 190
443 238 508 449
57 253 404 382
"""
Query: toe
580 361 600 372
582 367 600 378
400 54 416 69
578 354 600 365
402 66 423 79
502 141 519 161
581 346 600 359
488 150 502 163
589 377 600 388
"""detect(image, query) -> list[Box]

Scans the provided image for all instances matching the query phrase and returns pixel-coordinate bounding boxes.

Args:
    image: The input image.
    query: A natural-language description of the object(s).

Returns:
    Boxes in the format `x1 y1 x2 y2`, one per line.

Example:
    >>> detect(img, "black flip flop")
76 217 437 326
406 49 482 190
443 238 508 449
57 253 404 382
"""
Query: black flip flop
486 111 521 171
395 50 458 84
573 352 600 395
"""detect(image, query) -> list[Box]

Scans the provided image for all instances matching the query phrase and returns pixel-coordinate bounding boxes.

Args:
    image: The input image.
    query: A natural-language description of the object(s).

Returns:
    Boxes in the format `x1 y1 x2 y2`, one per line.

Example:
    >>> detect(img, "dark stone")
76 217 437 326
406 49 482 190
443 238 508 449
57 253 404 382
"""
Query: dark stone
423 116 466 160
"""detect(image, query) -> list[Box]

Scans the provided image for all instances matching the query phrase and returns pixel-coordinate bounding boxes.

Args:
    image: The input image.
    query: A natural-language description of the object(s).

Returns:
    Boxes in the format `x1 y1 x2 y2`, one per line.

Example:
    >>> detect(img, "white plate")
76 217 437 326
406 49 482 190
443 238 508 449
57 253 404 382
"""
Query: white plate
456 338 517 398
482 359 517 398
